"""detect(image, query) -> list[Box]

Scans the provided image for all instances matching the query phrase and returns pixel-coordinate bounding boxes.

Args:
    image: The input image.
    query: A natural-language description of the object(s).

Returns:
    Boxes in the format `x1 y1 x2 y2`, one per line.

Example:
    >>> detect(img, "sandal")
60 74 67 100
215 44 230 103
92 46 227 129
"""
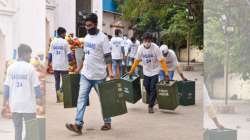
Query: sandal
101 123 111 131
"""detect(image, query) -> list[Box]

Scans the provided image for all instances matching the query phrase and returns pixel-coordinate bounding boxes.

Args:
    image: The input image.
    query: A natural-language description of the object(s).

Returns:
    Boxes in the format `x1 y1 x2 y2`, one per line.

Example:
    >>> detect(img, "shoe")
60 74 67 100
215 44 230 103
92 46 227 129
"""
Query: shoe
56 90 64 103
101 123 111 131
65 123 82 135
148 107 154 113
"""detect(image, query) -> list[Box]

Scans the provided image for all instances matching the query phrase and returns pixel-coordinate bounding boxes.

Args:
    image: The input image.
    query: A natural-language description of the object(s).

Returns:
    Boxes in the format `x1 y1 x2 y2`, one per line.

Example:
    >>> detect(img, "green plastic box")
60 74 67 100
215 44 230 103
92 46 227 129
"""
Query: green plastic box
25 118 45 140
156 80 179 110
204 129 237 140
62 74 89 108
98 80 128 118
121 74 141 104
177 80 195 106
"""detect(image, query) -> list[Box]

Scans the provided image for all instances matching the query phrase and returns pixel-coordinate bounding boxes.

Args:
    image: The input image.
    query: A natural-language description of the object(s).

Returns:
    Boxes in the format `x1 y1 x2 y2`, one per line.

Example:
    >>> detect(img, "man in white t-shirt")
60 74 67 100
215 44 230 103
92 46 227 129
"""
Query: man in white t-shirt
66 13 114 134
110 29 124 79
2 44 43 140
48 27 72 102
159 44 187 81
128 36 140 64
128 32 170 113
121 35 132 74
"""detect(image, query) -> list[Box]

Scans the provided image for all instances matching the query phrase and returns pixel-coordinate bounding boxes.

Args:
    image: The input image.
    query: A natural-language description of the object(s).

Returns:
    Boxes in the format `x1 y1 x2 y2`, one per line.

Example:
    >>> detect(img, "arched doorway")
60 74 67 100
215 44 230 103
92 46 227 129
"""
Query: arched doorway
0 30 6 93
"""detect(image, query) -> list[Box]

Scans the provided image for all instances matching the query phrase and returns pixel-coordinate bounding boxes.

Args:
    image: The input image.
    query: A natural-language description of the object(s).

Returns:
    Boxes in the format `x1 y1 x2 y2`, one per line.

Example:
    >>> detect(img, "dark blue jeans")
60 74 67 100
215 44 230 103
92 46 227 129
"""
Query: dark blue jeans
143 74 159 108
53 70 68 91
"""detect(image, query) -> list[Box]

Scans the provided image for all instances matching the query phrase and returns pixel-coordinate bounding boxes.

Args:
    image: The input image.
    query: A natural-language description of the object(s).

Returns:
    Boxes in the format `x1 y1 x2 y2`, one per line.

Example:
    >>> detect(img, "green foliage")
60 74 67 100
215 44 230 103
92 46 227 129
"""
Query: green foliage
116 0 203 48
204 0 250 81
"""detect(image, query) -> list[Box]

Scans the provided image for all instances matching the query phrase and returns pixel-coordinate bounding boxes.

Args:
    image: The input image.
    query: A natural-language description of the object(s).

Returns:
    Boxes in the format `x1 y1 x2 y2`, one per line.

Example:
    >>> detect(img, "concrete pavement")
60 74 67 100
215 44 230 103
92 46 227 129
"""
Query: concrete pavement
46 63 204 140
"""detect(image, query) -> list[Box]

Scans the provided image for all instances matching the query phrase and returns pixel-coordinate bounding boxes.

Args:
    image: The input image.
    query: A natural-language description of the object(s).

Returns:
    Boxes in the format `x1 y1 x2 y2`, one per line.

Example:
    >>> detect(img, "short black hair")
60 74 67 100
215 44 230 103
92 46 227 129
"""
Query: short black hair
85 13 98 24
18 44 32 58
115 29 121 36
57 27 66 36
143 32 153 40
131 36 136 43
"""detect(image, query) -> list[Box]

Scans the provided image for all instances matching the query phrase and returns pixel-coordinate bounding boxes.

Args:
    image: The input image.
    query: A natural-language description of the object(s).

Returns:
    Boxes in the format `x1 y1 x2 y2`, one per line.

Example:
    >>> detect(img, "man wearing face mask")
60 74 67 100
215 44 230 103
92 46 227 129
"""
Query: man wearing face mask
159 44 187 81
65 13 114 134
128 32 170 113
48 27 72 103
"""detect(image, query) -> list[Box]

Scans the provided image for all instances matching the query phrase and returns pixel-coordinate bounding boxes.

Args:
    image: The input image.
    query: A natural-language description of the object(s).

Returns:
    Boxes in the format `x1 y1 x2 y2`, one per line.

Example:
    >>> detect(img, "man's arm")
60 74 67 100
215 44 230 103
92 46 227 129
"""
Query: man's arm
3 85 9 107
176 64 187 80
34 86 43 106
159 58 170 81
75 59 83 73
128 59 140 76
104 53 114 80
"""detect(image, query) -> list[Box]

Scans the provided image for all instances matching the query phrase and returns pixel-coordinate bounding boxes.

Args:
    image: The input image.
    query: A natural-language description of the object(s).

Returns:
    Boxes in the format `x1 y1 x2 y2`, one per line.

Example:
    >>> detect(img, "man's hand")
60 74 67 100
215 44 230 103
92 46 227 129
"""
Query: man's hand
109 73 114 80
74 67 81 73
128 70 133 77
180 73 187 81
216 122 225 129
36 106 45 116
165 75 170 81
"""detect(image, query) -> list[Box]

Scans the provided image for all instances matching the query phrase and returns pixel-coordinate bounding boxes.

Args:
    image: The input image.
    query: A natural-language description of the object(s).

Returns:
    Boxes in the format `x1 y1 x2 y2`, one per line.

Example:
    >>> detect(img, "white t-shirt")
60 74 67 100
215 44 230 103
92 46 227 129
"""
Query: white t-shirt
81 32 111 80
162 49 178 71
129 40 140 58
135 43 163 77
49 37 71 71
110 36 124 60
4 61 40 113
123 38 132 56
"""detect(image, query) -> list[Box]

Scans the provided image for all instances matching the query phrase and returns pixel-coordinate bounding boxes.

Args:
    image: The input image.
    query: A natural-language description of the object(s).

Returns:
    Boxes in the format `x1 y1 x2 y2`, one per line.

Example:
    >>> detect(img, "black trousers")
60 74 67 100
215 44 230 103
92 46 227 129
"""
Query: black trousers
143 74 159 108
53 70 68 91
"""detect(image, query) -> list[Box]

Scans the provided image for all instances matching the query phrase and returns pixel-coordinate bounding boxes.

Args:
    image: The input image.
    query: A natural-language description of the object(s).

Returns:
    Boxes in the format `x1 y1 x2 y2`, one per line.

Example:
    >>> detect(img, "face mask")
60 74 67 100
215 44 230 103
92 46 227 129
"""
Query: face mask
87 27 98 35
163 51 169 57
143 42 151 49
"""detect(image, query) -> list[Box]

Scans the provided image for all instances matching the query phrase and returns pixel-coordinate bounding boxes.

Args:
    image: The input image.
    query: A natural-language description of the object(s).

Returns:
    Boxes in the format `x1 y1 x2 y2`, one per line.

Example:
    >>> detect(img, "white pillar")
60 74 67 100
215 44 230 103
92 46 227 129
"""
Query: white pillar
15 0 46 57
55 0 76 35
92 0 103 31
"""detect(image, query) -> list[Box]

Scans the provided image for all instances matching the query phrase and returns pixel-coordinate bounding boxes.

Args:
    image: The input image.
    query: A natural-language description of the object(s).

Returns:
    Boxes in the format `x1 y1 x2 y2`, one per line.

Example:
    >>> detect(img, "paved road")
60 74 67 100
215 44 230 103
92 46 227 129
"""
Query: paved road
46 64 204 140
204 100 250 140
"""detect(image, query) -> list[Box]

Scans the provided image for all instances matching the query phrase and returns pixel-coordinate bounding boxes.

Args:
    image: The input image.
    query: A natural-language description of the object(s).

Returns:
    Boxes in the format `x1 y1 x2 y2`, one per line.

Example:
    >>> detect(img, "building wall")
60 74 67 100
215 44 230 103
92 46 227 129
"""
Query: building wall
0 0 46 58
55 0 76 35
0 0 46 91
102 12 132 37
179 47 204 62
17 0 46 56
212 74 250 100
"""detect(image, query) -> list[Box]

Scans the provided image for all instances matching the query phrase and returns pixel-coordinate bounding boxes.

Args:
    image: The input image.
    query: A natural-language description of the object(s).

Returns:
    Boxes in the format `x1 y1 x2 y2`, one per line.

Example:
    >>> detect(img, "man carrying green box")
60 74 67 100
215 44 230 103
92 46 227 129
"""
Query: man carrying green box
159 44 187 81
65 13 114 135
128 32 170 113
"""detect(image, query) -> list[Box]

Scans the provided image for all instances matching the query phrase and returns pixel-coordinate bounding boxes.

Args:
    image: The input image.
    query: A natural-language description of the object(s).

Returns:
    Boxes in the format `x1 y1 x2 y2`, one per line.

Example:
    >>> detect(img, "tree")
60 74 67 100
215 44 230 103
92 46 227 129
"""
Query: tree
116 0 203 49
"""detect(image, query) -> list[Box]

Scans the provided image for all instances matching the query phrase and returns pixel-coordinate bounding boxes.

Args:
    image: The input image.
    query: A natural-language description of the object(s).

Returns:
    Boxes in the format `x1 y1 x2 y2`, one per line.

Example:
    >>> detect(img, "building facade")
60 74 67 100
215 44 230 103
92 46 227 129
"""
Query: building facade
0 0 46 92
